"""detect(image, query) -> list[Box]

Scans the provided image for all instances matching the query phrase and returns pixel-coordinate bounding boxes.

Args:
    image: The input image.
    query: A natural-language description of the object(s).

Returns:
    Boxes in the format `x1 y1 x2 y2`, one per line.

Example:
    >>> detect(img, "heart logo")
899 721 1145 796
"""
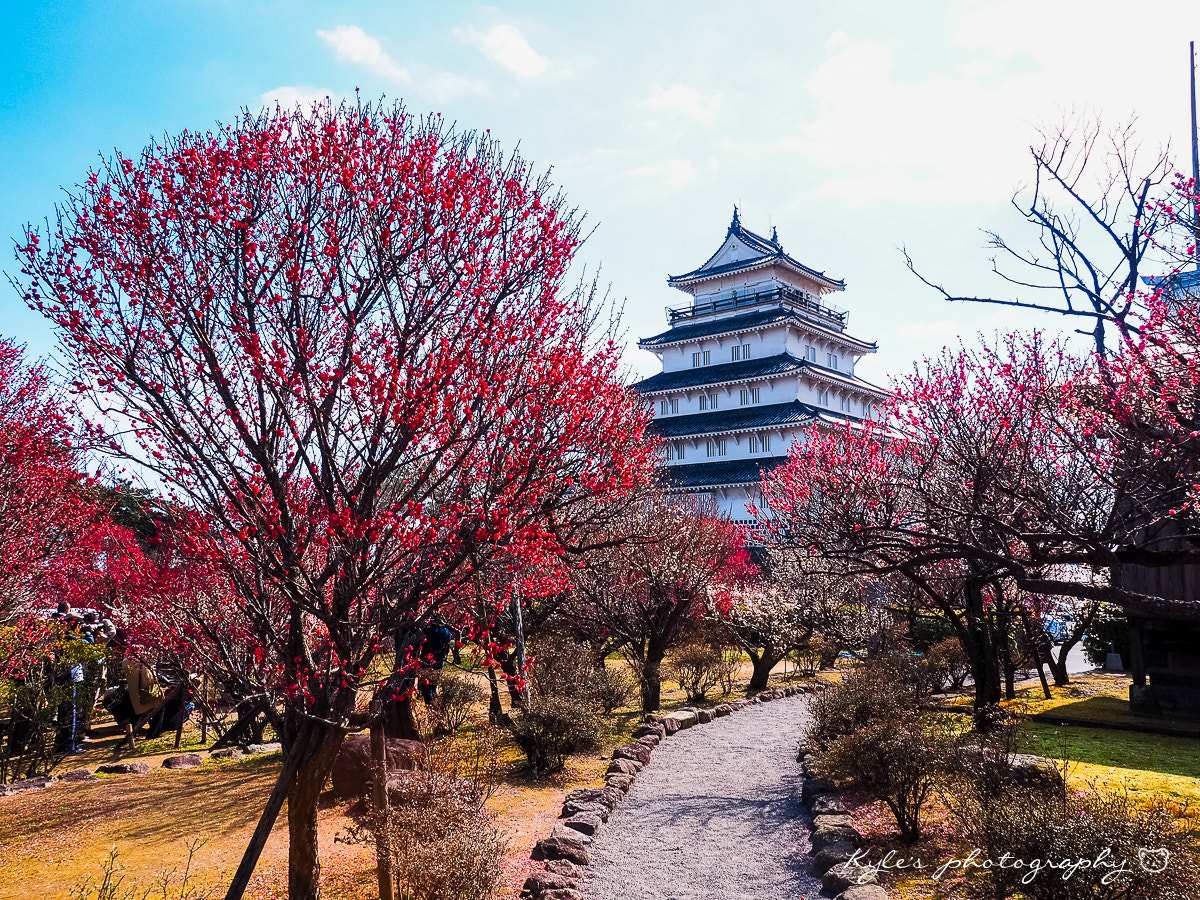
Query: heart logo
1137 848 1170 874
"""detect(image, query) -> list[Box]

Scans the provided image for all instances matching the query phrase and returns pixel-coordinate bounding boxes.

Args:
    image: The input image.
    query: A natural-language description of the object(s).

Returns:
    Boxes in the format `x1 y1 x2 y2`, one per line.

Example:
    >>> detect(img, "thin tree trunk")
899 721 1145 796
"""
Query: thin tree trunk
369 706 394 900
286 723 344 900
485 666 505 725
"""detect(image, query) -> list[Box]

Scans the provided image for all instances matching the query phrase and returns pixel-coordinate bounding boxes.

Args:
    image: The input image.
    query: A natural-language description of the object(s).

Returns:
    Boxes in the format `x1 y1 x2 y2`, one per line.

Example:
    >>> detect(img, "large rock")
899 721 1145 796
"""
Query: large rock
1 775 56 795
520 870 579 898
836 887 889 900
561 801 609 822
636 733 661 749
714 705 733 717
631 723 665 740
543 860 585 880
96 763 150 775
62 768 98 783
563 812 603 836
613 742 651 766
550 823 593 845
662 710 698 732
812 842 858 875
246 742 282 754
210 748 243 761
1010 753 1067 796
812 824 861 852
810 794 848 816
532 834 590 866
697 708 715 724
565 787 620 811
330 733 423 798
802 777 836 802
812 813 855 830
823 861 878 894
162 753 202 769
606 758 640 776
606 774 633 794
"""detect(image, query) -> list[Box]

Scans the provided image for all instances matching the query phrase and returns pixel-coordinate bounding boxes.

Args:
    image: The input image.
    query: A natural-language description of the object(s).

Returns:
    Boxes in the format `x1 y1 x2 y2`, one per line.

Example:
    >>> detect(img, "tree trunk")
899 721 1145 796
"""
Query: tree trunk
639 653 664 712
747 648 782 691
485 666 506 726
962 580 1003 731
383 694 420 742
286 723 344 900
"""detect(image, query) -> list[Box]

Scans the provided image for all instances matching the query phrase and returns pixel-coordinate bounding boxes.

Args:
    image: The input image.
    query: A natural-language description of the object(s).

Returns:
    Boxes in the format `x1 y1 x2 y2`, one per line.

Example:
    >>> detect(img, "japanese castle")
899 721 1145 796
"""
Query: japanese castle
633 209 886 523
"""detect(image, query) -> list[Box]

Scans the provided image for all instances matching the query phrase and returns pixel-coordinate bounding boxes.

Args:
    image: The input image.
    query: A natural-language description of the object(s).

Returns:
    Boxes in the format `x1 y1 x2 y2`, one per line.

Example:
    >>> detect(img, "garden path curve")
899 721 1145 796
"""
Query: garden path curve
583 693 822 900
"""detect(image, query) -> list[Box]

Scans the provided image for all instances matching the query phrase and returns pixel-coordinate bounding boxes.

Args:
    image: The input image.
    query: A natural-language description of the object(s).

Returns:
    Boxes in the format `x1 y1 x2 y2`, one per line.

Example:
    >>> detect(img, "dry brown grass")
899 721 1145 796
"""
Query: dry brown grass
0 656 809 900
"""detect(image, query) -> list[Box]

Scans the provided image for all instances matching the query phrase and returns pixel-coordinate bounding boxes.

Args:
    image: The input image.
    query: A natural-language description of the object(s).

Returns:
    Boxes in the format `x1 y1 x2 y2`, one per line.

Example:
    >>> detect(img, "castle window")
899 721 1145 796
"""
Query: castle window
742 343 751 360
827 352 839 369
740 387 761 405
706 439 727 458
818 389 829 406
805 345 817 362
670 398 679 414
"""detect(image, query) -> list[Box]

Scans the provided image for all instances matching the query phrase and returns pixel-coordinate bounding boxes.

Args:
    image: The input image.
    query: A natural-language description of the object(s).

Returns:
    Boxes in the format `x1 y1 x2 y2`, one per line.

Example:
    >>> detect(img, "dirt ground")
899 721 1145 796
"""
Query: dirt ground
0 658 804 899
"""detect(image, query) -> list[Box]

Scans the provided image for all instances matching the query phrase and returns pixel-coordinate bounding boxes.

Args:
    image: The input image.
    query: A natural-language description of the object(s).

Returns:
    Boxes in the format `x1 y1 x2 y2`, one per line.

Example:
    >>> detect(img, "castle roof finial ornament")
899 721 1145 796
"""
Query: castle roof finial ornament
728 205 740 236
770 226 780 248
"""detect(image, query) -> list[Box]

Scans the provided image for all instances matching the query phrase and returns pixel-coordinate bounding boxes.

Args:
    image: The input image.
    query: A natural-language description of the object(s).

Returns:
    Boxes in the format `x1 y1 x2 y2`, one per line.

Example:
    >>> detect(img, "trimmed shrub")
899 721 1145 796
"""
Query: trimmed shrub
591 665 636 714
958 789 1199 900
343 726 507 900
510 695 599 773
665 642 727 703
433 672 486 733
927 636 971 692
820 711 956 841
805 657 924 751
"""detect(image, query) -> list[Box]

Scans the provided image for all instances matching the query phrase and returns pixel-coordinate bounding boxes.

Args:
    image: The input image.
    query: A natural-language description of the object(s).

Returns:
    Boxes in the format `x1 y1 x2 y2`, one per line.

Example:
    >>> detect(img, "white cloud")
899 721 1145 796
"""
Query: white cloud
799 40 1032 206
260 86 333 111
317 25 411 83
454 23 549 79
627 158 703 189
642 84 723 125
317 25 486 101
898 321 961 340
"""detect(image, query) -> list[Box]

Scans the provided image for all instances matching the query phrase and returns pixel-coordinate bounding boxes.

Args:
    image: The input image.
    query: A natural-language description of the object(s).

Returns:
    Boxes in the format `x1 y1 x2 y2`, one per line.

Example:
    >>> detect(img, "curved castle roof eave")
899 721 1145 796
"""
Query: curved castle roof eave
668 255 846 294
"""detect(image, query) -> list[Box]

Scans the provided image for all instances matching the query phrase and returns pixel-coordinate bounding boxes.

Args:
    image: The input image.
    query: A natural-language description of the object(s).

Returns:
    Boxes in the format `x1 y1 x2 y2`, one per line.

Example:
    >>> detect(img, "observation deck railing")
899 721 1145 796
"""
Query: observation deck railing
666 286 848 328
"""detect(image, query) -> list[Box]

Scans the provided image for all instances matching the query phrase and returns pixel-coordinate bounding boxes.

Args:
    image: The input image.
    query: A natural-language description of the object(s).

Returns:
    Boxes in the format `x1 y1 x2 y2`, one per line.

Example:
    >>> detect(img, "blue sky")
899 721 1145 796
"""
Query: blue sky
3 1 1198 384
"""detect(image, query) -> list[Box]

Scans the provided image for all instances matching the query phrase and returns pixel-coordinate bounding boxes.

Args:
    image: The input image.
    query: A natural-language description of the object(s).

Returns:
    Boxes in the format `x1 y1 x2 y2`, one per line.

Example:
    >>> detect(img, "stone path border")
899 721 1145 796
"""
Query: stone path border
796 744 888 900
519 683 831 900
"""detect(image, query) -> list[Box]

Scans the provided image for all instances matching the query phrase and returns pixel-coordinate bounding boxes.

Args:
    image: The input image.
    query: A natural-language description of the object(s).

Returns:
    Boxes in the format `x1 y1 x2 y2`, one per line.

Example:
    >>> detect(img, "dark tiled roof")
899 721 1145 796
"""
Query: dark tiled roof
659 457 789 489
668 215 844 290
649 400 819 438
631 352 888 398
639 308 793 348
632 353 805 393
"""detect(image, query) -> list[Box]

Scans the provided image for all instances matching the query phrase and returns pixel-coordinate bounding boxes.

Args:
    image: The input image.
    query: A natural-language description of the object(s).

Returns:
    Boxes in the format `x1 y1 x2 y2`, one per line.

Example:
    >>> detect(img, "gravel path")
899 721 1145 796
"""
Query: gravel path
584 695 822 900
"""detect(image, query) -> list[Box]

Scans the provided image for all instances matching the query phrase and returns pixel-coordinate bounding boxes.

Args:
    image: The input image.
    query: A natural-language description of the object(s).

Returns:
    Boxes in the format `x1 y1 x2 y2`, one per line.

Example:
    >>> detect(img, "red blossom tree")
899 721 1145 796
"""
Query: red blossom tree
0 338 97 622
564 490 753 711
758 334 1120 724
17 99 654 900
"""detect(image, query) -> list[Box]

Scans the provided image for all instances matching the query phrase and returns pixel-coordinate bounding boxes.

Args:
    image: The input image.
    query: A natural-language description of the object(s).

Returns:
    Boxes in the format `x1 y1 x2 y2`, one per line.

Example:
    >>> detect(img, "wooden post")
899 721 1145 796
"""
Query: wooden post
370 700 394 900
200 675 208 745
223 719 309 900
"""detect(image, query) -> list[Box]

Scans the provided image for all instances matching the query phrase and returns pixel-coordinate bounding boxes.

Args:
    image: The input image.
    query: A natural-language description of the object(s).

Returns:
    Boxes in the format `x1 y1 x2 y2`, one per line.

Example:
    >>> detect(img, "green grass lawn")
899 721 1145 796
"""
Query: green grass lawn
1024 721 1200 805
